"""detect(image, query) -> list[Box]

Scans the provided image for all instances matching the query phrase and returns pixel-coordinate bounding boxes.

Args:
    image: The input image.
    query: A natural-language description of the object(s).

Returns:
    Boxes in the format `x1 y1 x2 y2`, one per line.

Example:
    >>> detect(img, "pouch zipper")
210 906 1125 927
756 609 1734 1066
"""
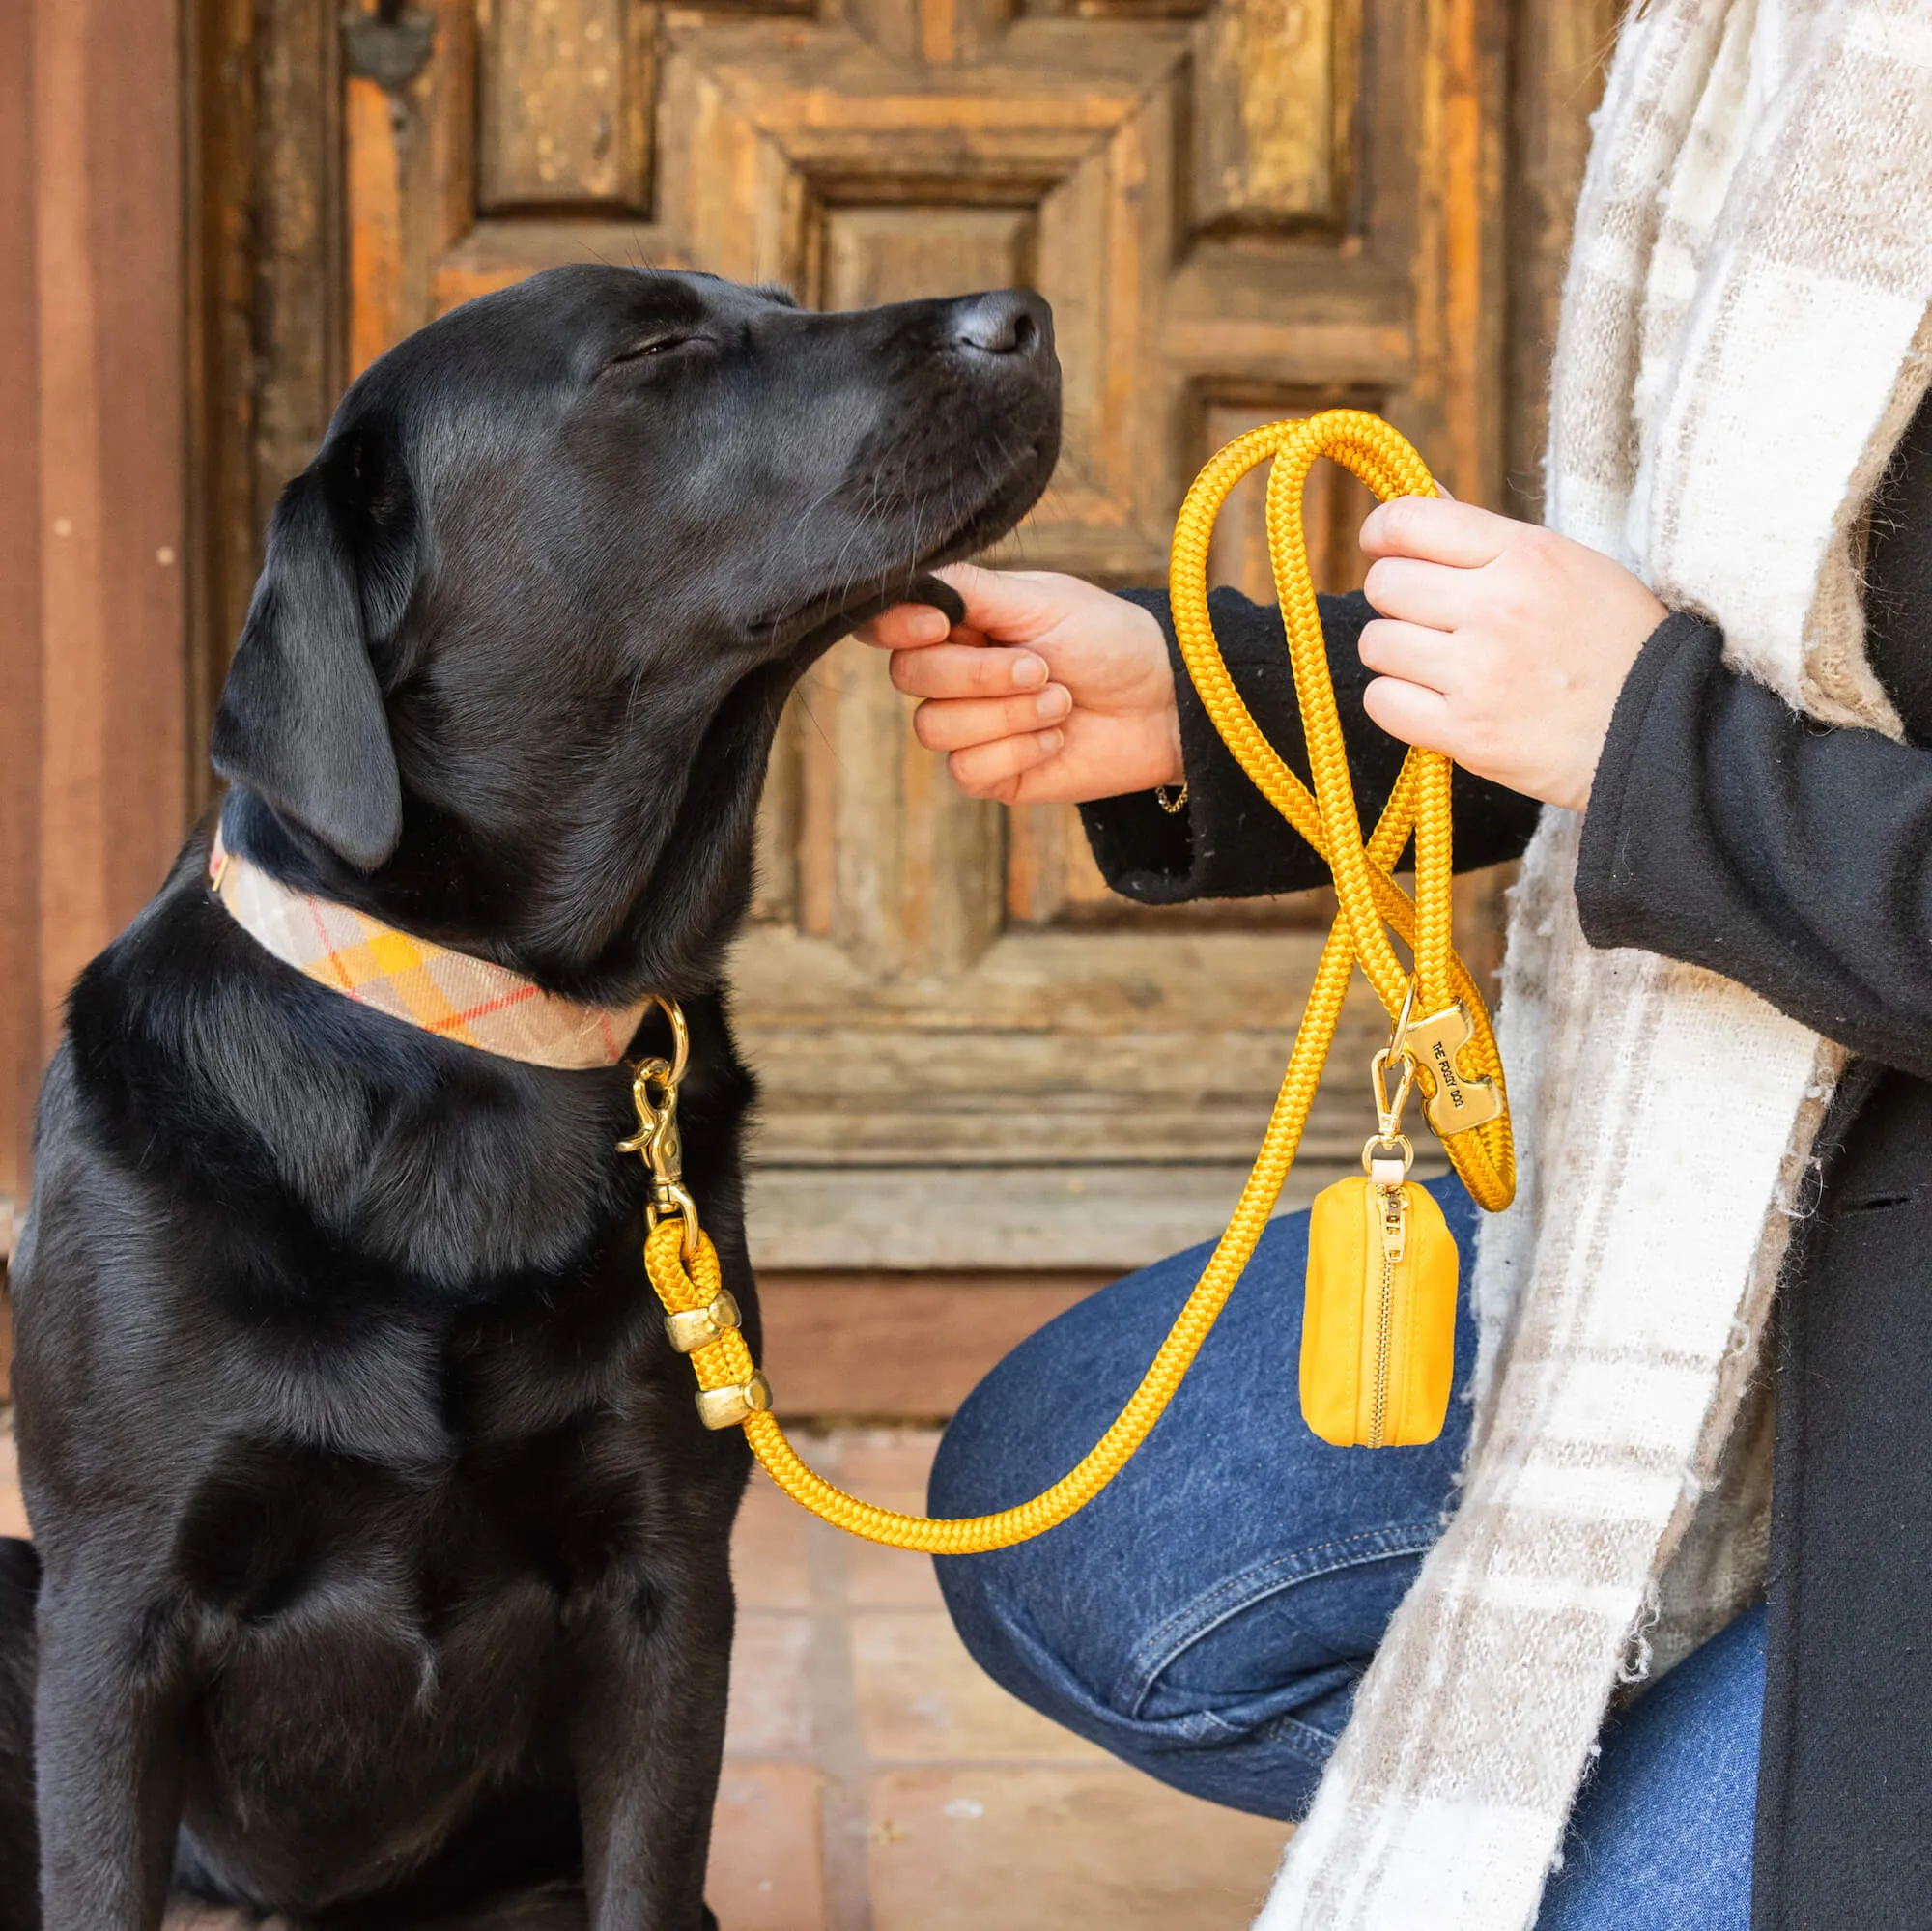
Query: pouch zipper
1369 1182 1407 1448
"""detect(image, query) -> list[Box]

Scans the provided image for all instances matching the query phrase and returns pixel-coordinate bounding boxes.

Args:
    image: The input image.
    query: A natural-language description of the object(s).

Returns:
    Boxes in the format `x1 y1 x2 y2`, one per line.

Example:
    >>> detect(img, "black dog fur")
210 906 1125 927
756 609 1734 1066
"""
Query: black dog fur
1 266 1059 1928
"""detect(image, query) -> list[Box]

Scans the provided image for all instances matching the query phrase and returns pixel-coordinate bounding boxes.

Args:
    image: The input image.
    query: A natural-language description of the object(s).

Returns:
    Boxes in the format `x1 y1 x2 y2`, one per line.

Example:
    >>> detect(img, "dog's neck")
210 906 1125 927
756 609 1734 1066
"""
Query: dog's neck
208 825 649 1070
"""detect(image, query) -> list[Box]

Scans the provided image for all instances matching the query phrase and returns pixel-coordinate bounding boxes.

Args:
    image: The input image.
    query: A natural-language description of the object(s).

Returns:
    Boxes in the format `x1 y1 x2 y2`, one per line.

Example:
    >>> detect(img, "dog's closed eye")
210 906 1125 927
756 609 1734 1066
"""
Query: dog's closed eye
605 333 697 370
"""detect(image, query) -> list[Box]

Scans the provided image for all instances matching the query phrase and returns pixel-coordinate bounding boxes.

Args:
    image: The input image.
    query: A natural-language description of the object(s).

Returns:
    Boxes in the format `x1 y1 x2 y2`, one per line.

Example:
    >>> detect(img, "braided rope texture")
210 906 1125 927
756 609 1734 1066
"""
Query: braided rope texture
646 410 1515 1553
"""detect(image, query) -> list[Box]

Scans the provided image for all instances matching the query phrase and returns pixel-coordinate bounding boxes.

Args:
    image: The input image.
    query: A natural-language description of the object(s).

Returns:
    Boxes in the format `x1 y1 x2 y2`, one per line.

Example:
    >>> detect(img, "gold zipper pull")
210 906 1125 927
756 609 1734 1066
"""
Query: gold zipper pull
1378 1182 1407 1264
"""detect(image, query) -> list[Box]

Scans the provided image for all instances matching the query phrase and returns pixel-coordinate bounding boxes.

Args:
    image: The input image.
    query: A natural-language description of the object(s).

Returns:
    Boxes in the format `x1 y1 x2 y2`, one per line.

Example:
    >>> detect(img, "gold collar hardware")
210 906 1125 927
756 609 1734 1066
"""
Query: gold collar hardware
621 995 772 1429
618 994 703 1262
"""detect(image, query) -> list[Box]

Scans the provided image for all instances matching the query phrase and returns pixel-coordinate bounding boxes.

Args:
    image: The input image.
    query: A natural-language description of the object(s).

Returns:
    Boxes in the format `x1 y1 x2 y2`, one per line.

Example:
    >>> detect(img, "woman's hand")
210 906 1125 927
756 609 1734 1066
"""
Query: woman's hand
856 565 1182 805
1357 497 1666 811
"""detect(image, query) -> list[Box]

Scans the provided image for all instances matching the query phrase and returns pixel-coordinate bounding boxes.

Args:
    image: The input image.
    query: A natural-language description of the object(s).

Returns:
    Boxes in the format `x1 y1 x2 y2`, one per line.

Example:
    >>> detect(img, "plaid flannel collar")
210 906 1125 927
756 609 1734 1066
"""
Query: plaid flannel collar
208 827 650 1070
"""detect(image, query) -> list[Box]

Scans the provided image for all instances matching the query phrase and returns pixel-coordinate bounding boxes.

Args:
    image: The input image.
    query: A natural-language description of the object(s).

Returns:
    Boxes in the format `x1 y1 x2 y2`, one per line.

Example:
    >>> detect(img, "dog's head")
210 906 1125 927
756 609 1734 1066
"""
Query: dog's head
212 266 1060 999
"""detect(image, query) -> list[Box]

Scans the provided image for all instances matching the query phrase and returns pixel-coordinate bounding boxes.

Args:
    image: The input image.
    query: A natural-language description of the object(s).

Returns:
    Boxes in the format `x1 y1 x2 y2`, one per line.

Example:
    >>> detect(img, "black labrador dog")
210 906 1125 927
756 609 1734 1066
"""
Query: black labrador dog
1 266 1059 1929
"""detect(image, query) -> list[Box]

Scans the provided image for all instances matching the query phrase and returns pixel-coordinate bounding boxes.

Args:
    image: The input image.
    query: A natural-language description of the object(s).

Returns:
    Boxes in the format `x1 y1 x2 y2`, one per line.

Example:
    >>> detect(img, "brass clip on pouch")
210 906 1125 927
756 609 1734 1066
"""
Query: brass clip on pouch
1302 998 1463 1449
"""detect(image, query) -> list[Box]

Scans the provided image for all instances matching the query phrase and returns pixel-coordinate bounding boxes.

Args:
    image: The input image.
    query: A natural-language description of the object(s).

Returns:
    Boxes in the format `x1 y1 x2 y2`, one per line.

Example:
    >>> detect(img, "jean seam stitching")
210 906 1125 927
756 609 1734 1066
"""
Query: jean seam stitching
982 1583 1354 1771
1115 1520 1442 1717
1123 1520 1437 1679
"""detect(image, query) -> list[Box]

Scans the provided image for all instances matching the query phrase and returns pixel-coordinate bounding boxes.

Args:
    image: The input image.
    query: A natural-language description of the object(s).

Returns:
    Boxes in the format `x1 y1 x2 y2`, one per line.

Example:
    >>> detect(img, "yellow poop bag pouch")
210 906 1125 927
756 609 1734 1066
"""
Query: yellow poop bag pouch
1301 1029 1460 1449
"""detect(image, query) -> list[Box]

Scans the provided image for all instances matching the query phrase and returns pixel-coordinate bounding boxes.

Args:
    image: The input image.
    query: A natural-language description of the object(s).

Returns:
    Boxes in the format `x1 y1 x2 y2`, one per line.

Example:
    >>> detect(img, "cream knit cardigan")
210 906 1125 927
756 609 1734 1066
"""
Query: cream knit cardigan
1256 2 1932 1925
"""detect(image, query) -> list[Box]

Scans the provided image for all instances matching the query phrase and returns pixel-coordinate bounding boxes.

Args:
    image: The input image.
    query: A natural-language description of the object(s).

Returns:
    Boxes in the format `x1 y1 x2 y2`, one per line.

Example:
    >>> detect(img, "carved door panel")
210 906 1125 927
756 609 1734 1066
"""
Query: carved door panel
342 0 1506 1269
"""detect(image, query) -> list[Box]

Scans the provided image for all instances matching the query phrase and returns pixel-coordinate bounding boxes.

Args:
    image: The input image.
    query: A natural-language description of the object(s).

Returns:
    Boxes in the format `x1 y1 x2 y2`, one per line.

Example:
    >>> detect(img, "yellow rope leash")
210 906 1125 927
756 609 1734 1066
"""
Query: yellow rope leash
636 410 1515 1553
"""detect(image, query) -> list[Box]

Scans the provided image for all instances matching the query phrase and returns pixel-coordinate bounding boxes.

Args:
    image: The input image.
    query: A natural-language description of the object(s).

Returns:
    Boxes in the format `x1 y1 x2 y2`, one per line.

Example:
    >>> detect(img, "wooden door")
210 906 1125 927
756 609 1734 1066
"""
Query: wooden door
339 0 1509 1275
2 0 187 1269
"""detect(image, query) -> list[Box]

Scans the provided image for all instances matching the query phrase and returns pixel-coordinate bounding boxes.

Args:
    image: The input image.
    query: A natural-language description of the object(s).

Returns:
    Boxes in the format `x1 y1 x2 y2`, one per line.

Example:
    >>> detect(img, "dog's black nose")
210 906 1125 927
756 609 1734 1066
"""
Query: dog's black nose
950 290 1052 358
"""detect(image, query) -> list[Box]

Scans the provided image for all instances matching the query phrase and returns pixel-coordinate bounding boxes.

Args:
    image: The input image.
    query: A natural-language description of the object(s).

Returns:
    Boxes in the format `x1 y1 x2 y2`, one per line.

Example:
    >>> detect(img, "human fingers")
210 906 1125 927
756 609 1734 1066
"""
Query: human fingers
923 561 1082 647
1357 617 1462 697
947 728 1065 802
1359 674 1458 758
1360 555 1475 633
891 641 1049 700
912 686 1072 753
856 562 1069 650
1359 494 1517 568
856 602 953 650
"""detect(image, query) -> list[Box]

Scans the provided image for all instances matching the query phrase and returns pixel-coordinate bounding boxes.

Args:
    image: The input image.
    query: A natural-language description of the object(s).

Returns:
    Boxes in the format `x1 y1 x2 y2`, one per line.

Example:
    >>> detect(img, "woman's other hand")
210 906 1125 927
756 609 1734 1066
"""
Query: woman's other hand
1358 497 1667 811
856 566 1182 805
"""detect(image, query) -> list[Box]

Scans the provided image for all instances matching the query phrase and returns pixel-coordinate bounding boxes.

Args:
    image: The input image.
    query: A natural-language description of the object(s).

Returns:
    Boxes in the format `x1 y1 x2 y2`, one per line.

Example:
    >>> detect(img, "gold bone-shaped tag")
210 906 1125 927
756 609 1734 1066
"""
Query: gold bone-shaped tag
1406 1001 1503 1137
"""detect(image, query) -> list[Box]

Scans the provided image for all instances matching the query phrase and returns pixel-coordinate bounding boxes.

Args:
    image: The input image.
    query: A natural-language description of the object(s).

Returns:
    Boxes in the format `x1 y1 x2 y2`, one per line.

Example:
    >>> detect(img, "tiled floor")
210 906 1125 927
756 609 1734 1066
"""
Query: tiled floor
709 1431 1288 1931
0 1422 1288 1929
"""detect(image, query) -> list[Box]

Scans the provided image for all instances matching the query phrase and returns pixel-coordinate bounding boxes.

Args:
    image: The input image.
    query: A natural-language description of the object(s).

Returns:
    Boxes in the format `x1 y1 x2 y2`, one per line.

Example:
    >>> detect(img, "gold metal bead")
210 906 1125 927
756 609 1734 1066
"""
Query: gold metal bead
695 1373 772 1431
665 1291 743 1355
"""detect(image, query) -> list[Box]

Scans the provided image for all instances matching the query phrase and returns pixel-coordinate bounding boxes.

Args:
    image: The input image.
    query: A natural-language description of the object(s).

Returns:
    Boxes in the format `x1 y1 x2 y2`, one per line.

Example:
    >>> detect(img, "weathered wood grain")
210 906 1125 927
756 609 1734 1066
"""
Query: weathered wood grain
798 638 1008 977
347 71 406 377
749 698 804 927
253 1 348 515
0 0 42 1235
756 1271 1109 1419
6 0 188 1236
730 920 1409 1179
432 214 687 311
346 0 476 376
840 0 1014 67
817 206 1034 309
1191 0 1353 232
1504 0 1618 519
183 0 255 805
184 0 349 798
479 0 654 213
746 1154 1445 1269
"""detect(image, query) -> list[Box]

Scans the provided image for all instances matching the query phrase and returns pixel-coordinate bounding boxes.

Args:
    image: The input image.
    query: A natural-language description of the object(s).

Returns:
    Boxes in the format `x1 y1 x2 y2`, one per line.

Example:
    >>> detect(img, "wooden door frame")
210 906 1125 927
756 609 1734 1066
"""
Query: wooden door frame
186 0 349 804
1504 0 1623 520
0 0 190 1262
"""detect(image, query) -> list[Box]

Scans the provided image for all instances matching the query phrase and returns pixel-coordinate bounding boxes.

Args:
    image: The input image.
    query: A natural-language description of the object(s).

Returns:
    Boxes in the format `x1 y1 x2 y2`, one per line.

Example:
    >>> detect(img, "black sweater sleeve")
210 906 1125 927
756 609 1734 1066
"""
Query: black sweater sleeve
1077 588 1545 903
1576 611 1932 1083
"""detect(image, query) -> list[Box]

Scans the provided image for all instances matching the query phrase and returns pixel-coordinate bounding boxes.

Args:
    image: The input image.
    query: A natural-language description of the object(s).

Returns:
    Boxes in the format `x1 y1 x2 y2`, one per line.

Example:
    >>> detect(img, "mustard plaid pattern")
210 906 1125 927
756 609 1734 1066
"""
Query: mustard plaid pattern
210 830 649 1070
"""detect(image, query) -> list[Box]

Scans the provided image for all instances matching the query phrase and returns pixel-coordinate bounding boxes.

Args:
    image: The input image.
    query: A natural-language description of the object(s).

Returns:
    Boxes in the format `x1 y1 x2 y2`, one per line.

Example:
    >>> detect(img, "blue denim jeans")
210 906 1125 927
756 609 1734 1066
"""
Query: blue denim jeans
929 1178 1763 1928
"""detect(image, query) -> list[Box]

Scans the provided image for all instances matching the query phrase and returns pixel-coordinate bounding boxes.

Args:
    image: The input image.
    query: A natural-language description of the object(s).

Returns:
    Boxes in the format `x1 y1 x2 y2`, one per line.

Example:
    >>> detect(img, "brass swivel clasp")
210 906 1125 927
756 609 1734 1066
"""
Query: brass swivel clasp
617 994 703 1262
1362 982 1418 1186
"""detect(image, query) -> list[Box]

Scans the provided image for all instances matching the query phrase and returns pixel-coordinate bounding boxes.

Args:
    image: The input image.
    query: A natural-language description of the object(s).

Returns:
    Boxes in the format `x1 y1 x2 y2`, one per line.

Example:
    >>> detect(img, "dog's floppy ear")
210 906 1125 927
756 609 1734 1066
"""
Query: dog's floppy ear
212 437 413 871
